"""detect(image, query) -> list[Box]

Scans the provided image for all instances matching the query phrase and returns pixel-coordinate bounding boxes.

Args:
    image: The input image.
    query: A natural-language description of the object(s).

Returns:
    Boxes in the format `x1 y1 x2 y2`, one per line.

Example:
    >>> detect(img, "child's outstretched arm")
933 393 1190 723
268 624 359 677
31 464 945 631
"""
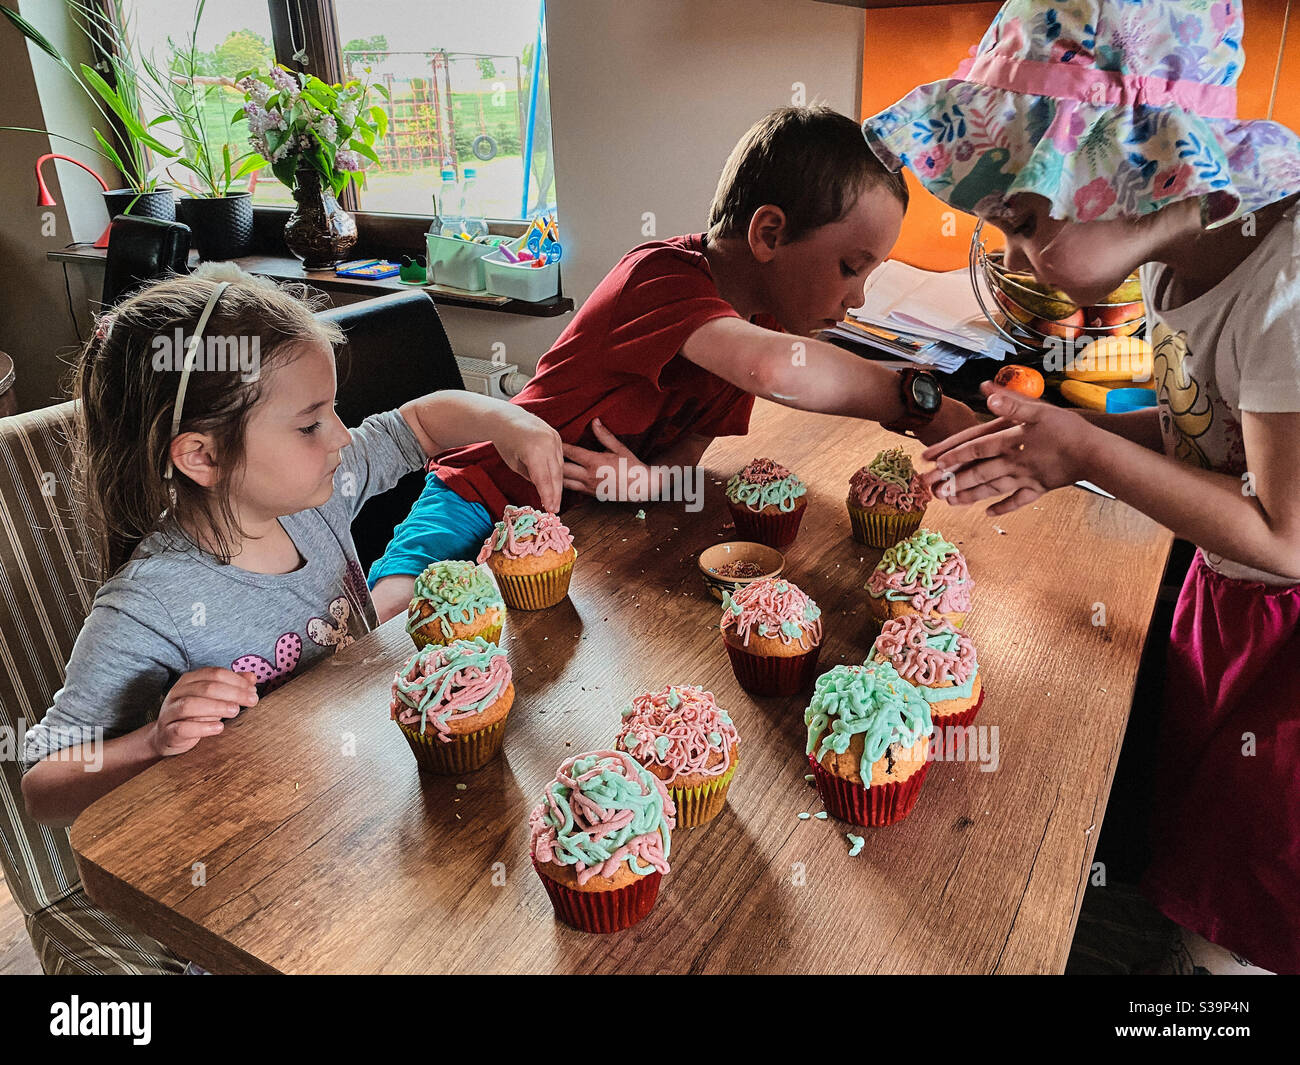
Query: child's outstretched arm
922 383 1300 580
560 418 713 499
22 667 257 827
399 390 564 511
679 316 978 445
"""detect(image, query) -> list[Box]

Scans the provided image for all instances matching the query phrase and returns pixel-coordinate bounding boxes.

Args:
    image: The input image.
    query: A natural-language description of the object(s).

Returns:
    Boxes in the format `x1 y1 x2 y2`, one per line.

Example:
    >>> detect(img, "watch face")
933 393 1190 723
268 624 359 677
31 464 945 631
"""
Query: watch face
911 374 942 413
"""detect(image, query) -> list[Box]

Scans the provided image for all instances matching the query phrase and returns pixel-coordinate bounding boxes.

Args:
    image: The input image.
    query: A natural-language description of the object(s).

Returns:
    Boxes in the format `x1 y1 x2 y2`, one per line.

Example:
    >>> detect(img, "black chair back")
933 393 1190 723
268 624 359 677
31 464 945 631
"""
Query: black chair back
101 215 191 307
318 290 466 571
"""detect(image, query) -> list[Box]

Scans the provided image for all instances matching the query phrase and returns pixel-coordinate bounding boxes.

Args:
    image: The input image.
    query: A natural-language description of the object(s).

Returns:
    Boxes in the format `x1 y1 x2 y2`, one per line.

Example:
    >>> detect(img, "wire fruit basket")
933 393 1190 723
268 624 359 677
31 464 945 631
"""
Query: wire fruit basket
968 219 1146 367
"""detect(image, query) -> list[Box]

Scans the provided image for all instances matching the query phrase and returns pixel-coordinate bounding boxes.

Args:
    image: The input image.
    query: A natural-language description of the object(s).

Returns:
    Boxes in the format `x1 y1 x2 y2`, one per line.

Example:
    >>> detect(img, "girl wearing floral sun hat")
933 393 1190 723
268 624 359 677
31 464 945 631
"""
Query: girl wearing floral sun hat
865 0 1300 974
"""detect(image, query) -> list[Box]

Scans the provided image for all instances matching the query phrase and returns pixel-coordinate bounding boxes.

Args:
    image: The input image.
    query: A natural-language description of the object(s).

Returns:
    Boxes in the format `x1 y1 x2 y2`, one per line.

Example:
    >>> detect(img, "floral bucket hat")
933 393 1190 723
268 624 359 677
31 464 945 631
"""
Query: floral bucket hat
861 0 1300 229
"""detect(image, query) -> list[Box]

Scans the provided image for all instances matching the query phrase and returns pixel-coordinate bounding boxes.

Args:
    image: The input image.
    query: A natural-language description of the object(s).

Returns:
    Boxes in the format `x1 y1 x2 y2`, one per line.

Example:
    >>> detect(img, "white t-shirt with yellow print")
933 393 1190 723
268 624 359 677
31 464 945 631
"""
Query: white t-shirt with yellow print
1139 198 1300 586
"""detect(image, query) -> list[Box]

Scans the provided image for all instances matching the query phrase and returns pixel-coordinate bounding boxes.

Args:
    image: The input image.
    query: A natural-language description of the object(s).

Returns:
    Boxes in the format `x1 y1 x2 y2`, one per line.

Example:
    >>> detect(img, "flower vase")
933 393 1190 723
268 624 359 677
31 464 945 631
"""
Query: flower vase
283 165 356 271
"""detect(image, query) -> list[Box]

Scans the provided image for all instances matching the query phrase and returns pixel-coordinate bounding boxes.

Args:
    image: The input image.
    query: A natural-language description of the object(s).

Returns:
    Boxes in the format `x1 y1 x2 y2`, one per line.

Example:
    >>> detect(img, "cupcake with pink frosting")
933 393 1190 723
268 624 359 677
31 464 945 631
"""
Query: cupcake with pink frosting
720 576 823 696
390 636 515 774
871 615 983 730
865 528 973 631
847 448 932 548
477 504 577 610
614 683 740 829
529 749 676 933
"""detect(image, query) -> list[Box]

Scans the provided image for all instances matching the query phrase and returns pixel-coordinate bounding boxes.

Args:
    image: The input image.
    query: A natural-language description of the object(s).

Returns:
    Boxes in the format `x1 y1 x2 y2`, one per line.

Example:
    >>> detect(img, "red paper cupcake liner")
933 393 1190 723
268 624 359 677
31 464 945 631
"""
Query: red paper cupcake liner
531 859 663 933
727 501 805 549
724 640 822 696
808 751 931 827
929 687 986 742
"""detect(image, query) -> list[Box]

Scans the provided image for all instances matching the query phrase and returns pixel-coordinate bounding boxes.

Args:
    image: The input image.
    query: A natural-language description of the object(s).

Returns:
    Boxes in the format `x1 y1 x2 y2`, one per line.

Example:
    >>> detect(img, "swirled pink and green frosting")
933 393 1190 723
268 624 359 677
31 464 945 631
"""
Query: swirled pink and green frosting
866 528 973 615
406 559 504 641
872 615 978 704
804 661 933 785
390 636 512 743
720 576 822 649
614 684 738 783
477 504 574 562
529 749 676 886
726 457 806 512
849 448 932 512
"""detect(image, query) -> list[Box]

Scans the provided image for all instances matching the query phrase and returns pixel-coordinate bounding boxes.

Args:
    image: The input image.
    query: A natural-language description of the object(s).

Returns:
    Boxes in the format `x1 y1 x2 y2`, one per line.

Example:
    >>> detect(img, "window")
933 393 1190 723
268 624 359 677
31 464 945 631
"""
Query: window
334 0 557 221
111 0 557 223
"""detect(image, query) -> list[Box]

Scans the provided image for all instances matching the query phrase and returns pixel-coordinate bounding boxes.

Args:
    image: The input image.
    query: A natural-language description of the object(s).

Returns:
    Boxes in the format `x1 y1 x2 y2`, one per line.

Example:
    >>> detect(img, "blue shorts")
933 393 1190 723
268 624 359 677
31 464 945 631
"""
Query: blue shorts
366 471 495 588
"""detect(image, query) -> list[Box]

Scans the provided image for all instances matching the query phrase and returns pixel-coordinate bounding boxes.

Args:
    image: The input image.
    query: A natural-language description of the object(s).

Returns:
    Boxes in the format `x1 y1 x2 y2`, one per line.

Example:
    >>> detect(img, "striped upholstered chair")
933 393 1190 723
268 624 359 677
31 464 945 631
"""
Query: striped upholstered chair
0 401 185 973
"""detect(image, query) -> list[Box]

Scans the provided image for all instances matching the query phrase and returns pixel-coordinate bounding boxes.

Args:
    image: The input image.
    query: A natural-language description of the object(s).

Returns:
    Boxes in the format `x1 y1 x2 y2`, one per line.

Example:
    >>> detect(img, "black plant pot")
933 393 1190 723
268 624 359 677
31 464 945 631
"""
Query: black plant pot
102 188 176 222
177 193 255 261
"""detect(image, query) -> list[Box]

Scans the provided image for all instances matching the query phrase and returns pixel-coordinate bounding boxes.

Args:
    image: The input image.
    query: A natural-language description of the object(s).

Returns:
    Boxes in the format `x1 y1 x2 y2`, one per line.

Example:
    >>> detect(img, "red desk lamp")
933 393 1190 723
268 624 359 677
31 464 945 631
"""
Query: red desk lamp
35 153 112 249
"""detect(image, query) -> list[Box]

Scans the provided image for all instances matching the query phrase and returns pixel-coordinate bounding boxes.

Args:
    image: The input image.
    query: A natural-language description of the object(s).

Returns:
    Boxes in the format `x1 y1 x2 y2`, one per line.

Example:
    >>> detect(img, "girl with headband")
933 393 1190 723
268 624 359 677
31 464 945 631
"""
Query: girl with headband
866 0 1300 973
22 266 562 826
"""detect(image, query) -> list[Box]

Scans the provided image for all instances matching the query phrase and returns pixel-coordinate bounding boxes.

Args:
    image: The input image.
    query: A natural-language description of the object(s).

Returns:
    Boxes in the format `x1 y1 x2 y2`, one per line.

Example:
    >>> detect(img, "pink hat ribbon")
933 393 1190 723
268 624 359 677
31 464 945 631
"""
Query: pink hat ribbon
955 52 1239 118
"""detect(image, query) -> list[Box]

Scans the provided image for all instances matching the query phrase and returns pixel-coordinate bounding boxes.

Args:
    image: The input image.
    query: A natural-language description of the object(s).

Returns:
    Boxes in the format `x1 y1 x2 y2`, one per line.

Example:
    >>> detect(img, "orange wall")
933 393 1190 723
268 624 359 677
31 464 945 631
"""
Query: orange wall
863 1 1300 270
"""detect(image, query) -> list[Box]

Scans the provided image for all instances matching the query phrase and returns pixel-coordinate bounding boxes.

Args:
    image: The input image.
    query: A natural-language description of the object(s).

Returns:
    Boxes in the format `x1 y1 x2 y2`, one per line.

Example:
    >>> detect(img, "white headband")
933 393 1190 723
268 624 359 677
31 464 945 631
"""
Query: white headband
163 280 231 486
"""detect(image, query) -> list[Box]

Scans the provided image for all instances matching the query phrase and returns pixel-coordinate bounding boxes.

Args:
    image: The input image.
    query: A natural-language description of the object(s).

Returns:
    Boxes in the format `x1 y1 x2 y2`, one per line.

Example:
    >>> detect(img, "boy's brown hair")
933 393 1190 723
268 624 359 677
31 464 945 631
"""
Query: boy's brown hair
70 272 344 581
707 105 908 243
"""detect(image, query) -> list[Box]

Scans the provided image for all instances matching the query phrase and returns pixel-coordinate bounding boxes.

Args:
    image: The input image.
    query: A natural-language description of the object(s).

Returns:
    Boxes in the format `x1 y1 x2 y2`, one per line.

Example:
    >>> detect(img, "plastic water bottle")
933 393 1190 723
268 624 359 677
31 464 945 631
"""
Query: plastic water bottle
459 167 489 241
436 166 463 238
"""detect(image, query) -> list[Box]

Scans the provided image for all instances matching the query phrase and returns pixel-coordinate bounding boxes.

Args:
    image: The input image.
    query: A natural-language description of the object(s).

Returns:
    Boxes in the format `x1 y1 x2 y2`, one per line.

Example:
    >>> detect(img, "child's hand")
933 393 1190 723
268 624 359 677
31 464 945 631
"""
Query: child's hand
562 418 659 500
493 407 564 511
915 397 980 447
151 667 257 757
919 383 1094 515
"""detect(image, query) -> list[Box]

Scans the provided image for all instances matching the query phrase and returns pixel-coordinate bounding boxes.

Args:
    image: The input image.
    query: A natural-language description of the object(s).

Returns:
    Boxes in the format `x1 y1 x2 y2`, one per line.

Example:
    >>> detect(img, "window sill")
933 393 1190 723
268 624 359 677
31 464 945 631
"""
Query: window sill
48 245 574 318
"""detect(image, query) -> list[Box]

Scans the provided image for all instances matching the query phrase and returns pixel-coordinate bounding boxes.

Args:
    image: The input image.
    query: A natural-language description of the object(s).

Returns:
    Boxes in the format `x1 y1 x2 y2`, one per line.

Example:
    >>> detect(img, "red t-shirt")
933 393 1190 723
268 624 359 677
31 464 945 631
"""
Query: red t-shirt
432 233 771 517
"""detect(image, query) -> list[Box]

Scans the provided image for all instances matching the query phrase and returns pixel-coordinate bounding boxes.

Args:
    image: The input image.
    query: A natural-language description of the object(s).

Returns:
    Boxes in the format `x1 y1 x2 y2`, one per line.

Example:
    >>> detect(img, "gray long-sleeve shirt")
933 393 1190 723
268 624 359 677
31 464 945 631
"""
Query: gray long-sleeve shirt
23 408 427 768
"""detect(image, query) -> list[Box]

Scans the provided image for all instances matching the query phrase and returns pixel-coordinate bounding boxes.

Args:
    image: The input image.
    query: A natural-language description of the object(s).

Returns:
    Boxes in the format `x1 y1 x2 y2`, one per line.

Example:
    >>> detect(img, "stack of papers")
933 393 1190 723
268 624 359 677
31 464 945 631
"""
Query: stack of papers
822 260 1015 370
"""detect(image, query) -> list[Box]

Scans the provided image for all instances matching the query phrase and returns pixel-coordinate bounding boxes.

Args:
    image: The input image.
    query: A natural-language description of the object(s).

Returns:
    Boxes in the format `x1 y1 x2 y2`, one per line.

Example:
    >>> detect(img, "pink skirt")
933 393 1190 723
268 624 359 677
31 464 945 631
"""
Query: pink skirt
1140 550 1300 974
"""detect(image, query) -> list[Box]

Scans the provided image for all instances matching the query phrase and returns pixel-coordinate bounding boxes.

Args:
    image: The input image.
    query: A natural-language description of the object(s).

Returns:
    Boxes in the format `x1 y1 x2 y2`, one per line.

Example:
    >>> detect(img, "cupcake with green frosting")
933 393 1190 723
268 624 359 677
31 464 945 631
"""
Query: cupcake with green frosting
725 457 807 549
529 749 675 933
847 448 932 548
805 660 934 826
865 528 973 631
406 559 506 650
390 636 515 774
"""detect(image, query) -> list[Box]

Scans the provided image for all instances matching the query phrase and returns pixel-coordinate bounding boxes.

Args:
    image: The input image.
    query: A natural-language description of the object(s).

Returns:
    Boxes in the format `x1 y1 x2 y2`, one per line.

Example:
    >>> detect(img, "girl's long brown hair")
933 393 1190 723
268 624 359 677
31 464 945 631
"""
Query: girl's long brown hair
69 272 344 582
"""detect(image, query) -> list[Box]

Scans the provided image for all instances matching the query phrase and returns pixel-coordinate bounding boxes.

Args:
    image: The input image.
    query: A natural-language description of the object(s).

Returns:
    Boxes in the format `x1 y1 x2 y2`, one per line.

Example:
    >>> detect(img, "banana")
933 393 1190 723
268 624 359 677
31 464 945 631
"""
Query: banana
1063 337 1154 382
1059 379 1114 411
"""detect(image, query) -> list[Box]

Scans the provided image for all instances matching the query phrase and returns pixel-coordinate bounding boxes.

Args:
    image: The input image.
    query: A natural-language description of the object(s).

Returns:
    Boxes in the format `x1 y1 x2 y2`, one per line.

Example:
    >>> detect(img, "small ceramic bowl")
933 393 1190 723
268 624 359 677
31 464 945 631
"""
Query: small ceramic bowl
697 541 785 602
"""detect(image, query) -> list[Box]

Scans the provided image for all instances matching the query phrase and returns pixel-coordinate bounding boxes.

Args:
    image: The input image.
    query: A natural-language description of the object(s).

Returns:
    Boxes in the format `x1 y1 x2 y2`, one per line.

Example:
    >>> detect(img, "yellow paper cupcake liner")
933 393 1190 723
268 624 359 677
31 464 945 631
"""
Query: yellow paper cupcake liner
410 616 504 651
671 756 739 829
848 504 926 549
396 715 508 774
494 558 575 610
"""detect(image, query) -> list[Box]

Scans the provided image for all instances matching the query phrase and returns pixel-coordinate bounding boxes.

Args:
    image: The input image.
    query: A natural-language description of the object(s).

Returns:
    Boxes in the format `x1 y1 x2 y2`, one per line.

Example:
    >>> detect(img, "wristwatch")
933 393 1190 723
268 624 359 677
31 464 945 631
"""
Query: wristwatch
883 368 944 435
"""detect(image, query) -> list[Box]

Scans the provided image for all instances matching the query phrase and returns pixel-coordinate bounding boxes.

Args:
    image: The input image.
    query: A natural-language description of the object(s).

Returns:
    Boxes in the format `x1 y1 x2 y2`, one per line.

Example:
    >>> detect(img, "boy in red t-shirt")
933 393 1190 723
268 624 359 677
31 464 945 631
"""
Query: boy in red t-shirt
369 106 977 621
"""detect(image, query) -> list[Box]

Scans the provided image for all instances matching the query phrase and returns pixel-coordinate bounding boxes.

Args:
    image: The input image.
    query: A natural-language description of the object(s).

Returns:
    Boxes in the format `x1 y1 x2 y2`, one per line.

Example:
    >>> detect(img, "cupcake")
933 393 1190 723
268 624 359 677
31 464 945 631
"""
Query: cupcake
725 457 807 549
805 660 934 826
477 504 577 610
865 528 973 631
870 614 984 731
390 636 514 774
846 447 932 548
720 576 823 696
529 749 675 933
406 559 505 650
614 684 739 829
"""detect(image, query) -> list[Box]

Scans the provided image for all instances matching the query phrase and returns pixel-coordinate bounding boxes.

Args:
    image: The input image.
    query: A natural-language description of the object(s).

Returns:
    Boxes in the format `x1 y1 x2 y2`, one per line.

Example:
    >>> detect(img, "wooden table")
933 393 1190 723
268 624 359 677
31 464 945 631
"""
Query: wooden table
71 400 1172 973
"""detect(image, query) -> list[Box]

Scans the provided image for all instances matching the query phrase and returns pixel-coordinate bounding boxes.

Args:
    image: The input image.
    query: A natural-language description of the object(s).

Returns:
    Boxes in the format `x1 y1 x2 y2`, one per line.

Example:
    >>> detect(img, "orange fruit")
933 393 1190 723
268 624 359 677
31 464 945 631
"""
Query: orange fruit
994 364 1045 398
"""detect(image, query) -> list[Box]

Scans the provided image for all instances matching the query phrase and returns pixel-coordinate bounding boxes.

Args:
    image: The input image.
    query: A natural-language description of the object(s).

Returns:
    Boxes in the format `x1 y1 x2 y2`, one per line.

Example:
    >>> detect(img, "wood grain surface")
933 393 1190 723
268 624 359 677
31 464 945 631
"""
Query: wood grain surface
71 399 1172 973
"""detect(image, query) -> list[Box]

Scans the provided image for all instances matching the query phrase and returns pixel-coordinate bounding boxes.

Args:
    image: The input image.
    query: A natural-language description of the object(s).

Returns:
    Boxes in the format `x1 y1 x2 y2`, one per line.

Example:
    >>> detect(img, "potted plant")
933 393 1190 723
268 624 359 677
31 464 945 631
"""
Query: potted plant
151 3 267 260
1 2 179 220
235 66 388 270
